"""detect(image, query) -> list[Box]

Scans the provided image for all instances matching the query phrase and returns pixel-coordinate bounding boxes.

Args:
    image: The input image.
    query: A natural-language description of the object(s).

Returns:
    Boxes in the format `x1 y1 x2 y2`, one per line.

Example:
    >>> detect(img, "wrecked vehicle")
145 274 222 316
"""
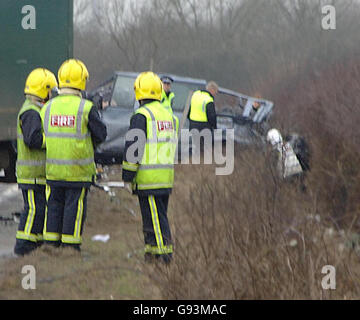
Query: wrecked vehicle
90 72 274 164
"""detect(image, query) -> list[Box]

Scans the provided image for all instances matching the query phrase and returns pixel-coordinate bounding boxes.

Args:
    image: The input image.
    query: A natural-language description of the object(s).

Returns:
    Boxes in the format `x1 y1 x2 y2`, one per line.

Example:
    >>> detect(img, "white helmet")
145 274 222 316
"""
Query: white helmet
267 128 283 147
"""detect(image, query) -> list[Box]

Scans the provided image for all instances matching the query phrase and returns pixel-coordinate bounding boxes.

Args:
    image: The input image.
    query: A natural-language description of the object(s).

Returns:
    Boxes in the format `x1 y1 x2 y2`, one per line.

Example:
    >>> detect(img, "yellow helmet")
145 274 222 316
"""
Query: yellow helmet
24 68 58 100
134 71 162 101
58 59 89 91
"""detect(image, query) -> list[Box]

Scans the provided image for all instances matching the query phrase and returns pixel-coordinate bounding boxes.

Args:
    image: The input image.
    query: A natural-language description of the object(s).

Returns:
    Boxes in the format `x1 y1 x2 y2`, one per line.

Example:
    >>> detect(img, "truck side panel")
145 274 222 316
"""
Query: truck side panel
0 0 73 181
0 0 73 140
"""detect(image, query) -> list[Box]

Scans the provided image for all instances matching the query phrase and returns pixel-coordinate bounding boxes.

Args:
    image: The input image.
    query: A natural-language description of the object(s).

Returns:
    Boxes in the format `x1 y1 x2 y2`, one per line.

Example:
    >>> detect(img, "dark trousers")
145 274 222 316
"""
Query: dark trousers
189 120 212 132
14 186 46 255
138 194 173 263
44 185 88 249
189 121 215 156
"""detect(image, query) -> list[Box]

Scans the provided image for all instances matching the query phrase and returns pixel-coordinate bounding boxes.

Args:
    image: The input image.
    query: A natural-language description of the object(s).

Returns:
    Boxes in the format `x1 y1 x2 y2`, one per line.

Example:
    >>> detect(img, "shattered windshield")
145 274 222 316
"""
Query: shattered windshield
111 76 202 112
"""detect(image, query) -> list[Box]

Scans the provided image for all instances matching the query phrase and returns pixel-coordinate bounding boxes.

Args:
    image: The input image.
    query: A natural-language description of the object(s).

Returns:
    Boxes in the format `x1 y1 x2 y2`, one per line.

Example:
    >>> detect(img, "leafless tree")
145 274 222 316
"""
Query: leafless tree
74 0 360 91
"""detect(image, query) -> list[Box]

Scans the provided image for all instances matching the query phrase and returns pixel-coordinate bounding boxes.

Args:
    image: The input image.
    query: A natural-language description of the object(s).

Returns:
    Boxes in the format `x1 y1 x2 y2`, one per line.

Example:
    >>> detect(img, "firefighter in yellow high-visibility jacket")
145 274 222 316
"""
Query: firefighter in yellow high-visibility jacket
40 59 107 251
14 68 58 256
122 71 179 264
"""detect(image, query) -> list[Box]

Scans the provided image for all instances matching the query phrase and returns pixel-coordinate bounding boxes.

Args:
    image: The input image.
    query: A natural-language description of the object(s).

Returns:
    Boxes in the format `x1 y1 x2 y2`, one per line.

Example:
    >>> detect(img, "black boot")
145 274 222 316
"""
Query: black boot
61 242 81 252
14 239 38 256
158 253 172 265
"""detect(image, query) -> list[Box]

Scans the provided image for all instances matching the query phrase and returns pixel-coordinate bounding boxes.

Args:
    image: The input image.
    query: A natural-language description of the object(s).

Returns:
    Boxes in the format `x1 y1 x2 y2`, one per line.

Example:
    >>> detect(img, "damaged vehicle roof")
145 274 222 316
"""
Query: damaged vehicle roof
90 72 274 164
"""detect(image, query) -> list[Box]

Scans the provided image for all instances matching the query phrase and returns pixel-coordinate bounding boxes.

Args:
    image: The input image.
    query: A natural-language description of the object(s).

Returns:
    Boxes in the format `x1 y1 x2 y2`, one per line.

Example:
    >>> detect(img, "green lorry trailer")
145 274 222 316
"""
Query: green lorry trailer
0 0 73 182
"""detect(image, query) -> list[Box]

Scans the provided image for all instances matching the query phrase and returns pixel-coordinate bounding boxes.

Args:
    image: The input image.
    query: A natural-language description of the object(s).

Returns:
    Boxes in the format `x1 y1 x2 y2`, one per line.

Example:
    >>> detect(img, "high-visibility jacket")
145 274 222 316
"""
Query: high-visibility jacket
16 99 46 185
189 90 214 122
40 95 96 182
123 101 179 191
161 90 175 114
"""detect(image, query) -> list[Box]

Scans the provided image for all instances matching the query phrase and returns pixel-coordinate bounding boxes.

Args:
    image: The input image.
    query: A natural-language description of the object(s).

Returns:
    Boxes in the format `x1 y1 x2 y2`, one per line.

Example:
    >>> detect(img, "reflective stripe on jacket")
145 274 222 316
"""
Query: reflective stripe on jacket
16 99 46 185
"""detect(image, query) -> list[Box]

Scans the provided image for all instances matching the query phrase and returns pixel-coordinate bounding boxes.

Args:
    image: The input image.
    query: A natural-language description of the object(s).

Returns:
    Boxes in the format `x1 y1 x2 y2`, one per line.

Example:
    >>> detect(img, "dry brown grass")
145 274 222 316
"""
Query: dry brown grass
150 156 360 299
1 154 359 299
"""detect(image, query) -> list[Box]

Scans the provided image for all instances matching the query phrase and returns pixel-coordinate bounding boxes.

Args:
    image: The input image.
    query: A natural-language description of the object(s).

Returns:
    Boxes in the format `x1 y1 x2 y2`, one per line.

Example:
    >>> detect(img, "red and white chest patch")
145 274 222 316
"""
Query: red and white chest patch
51 115 76 128
157 120 173 132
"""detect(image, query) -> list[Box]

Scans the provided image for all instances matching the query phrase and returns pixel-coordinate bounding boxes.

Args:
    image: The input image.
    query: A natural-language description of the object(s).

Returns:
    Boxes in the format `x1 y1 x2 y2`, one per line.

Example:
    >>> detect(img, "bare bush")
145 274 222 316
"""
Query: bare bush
146 150 360 299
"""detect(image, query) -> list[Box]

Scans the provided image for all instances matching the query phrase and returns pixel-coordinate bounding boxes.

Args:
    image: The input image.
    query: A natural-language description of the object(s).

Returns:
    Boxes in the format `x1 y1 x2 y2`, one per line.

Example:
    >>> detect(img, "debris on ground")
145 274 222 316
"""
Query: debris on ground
91 234 110 243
